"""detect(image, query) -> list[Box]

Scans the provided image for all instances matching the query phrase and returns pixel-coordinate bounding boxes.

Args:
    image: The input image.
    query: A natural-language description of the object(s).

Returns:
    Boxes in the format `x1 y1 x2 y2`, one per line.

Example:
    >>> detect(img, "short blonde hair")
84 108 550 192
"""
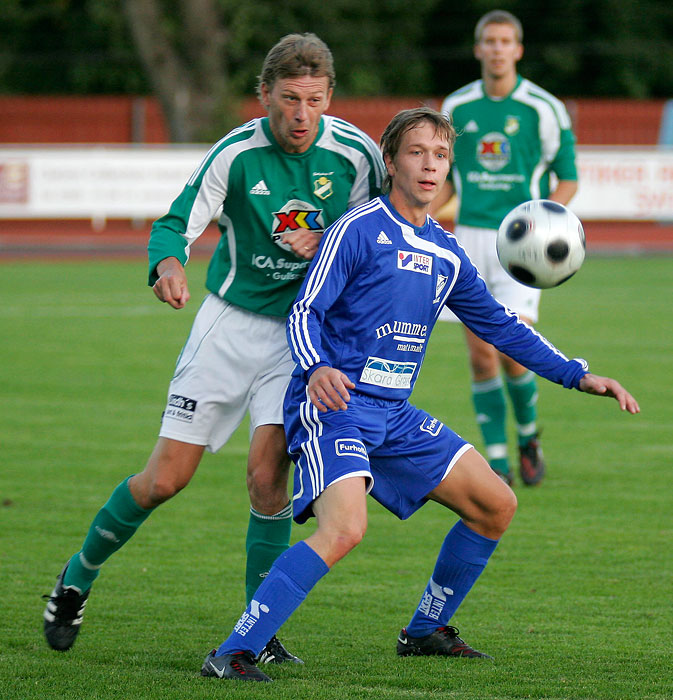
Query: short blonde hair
474 10 523 43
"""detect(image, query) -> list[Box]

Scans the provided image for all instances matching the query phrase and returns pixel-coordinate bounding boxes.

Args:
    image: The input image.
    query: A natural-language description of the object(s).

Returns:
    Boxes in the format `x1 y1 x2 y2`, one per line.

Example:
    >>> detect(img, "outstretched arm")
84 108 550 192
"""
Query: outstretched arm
578 373 640 414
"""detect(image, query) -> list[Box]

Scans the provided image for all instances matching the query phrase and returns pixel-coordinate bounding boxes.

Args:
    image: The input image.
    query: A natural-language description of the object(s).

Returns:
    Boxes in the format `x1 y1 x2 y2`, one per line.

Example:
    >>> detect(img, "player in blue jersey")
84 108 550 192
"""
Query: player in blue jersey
201 108 639 682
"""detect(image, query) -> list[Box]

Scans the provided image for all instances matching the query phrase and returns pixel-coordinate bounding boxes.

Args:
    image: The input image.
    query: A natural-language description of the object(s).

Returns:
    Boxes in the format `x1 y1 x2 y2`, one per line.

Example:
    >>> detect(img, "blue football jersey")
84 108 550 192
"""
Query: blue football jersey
287 195 587 400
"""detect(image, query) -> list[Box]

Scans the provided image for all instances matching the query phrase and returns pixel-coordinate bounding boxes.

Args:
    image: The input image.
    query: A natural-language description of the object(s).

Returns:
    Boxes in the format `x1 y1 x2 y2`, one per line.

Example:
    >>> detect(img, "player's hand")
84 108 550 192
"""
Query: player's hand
308 366 355 412
152 257 190 309
281 231 322 260
579 373 640 414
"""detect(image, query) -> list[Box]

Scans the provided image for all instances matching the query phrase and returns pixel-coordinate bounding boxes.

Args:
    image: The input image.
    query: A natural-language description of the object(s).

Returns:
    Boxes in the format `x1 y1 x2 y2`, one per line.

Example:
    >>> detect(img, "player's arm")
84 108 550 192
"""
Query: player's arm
152 256 190 309
148 146 230 284
578 373 640 414
548 179 578 206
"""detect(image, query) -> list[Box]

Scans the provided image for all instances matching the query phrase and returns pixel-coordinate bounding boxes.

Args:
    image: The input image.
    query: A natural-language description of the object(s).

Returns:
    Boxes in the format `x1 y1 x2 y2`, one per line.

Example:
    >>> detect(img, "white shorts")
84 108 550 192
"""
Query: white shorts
159 294 294 453
440 224 540 323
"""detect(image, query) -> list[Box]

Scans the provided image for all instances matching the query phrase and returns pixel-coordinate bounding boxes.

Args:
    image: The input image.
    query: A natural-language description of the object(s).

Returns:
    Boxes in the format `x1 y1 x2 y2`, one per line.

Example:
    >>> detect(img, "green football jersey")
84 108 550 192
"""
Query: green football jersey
441 76 577 230
148 116 384 317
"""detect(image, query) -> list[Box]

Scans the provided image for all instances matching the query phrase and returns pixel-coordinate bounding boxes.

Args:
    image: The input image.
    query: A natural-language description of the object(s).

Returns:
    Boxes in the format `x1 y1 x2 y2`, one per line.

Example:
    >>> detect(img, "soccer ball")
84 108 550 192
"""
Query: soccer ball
496 200 586 289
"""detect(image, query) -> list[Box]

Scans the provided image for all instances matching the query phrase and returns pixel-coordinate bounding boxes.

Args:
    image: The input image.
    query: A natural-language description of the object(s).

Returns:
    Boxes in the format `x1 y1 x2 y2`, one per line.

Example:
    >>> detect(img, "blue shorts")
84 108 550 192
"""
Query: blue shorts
283 380 472 524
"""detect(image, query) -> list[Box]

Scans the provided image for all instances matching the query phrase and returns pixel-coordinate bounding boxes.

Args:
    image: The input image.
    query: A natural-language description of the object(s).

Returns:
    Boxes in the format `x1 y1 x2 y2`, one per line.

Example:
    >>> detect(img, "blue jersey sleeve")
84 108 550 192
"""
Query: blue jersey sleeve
446 253 587 389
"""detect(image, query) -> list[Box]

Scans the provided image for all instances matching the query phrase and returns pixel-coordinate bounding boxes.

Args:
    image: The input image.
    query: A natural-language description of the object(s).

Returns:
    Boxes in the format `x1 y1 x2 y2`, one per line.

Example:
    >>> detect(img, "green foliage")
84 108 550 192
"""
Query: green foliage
424 0 673 98
0 0 150 94
3 0 672 99
1 256 670 699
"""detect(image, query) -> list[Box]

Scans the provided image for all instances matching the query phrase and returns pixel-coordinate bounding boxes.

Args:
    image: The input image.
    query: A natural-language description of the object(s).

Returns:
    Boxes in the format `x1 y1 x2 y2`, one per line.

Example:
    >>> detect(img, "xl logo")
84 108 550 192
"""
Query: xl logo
397 251 432 275
477 132 510 171
271 198 325 252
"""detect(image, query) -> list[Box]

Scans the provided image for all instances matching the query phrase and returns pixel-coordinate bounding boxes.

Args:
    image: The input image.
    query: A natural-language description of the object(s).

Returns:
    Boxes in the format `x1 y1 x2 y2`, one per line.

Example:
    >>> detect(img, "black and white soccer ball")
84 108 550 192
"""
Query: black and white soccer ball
496 199 586 289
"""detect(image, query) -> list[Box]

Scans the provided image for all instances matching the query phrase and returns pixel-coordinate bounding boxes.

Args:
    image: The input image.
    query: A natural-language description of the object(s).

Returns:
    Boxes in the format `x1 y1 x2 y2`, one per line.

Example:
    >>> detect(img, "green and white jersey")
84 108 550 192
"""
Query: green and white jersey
148 116 384 317
441 76 577 230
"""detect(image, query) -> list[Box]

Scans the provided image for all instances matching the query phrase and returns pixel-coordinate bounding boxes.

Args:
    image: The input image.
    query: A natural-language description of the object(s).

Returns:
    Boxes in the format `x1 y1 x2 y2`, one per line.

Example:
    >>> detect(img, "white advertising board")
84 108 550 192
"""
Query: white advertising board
0 146 205 221
573 147 673 220
1 145 672 221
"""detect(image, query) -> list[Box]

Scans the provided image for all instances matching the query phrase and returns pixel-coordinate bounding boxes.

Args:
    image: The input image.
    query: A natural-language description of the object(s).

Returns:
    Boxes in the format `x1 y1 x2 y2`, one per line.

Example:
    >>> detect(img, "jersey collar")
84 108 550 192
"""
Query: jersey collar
482 74 523 102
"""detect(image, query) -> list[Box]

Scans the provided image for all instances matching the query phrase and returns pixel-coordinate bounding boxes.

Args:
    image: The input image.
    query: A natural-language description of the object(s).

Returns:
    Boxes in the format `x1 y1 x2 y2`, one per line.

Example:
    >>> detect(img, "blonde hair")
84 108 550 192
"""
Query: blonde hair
474 10 523 43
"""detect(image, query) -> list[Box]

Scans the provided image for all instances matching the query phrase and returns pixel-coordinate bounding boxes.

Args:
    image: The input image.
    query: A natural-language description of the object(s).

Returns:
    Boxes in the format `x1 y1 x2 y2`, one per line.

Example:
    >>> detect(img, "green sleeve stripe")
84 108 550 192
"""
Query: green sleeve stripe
187 120 258 188
523 83 573 130
330 117 385 185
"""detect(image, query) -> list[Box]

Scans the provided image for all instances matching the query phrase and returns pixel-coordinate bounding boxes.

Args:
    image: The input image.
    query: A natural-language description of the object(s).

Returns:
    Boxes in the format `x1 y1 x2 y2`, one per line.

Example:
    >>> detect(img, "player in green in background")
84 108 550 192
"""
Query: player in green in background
42 33 384 661
432 10 578 486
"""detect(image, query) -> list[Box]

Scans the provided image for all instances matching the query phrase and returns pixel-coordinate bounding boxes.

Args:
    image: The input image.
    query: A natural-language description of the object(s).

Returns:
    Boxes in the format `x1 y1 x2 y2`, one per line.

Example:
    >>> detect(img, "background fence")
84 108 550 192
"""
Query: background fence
1 96 672 257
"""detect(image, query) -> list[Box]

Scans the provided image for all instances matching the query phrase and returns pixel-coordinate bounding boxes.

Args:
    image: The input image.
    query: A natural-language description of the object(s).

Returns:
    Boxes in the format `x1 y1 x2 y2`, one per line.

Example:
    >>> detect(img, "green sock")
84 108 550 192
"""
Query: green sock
506 370 538 447
472 376 509 475
245 502 292 605
63 476 154 593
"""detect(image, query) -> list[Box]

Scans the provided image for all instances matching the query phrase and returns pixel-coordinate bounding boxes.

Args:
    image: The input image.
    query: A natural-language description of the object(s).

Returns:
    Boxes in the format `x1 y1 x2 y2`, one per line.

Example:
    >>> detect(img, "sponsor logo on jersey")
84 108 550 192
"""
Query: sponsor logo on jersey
335 438 369 461
397 251 432 275
360 357 416 389
375 320 428 341
249 179 270 195
420 416 443 437
271 199 325 250
377 231 393 245
251 254 310 281
164 394 197 423
504 116 520 135
434 274 448 304
313 175 333 200
464 119 479 132
477 132 510 171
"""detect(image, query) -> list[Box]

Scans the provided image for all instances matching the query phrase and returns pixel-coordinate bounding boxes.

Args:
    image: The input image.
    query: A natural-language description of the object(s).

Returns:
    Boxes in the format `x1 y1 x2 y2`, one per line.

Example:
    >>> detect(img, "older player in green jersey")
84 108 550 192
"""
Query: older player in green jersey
431 10 578 486
43 33 384 661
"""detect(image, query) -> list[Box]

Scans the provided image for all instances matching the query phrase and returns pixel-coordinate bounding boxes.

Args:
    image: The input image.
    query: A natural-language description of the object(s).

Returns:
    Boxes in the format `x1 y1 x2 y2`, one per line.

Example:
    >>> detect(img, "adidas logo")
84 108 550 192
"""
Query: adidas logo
377 231 392 245
464 120 478 132
250 180 270 195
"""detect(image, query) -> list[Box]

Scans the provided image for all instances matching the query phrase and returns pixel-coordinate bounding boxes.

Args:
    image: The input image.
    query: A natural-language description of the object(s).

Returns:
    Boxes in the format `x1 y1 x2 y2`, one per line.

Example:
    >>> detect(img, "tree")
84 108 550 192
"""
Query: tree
121 0 230 142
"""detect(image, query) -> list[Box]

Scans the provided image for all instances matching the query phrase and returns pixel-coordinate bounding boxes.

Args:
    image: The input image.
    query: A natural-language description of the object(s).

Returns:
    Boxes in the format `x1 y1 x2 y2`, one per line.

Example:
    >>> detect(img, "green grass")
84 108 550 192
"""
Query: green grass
1 256 671 699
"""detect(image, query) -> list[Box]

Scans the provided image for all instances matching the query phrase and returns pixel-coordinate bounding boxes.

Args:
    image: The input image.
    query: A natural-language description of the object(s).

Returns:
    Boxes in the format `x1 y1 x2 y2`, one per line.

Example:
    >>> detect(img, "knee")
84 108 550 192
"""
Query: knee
131 468 189 509
147 473 188 505
488 487 518 538
469 347 498 378
247 458 291 506
326 522 367 563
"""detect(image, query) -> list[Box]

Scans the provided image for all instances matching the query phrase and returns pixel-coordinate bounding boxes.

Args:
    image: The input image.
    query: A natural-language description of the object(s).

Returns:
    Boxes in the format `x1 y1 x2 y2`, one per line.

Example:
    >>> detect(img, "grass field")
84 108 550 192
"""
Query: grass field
1 256 671 699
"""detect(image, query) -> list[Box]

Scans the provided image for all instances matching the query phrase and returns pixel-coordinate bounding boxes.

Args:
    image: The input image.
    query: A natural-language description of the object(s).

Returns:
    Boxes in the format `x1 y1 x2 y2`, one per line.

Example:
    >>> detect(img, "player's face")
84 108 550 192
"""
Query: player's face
261 75 332 154
474 22 523 80
385 121 451 225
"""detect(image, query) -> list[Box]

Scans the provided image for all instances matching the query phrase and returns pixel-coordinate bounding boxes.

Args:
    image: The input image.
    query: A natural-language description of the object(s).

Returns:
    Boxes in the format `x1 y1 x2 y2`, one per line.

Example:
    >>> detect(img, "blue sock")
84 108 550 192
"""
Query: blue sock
216 541 329 657
406 520 498 637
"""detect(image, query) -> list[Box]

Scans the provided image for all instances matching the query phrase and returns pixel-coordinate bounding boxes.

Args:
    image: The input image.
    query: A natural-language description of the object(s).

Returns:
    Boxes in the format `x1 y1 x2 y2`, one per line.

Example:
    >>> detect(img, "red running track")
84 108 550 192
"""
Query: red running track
1 219 672 259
